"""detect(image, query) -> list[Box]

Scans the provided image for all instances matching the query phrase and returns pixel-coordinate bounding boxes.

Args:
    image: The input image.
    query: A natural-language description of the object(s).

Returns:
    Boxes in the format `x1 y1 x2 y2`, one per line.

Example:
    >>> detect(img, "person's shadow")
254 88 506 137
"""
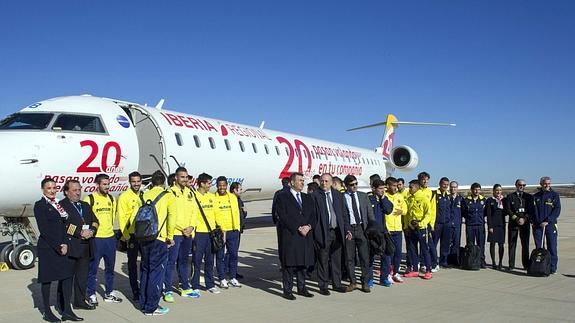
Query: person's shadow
27 278 44 316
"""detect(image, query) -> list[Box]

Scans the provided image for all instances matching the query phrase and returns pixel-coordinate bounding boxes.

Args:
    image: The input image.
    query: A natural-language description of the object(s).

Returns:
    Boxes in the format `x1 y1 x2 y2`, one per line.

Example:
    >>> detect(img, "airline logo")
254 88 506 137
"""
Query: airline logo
116 115 130 128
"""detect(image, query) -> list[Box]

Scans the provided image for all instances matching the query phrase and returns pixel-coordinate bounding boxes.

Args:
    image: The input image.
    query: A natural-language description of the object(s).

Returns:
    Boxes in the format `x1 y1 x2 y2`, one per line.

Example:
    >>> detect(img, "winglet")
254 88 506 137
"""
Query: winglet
155 99 165 110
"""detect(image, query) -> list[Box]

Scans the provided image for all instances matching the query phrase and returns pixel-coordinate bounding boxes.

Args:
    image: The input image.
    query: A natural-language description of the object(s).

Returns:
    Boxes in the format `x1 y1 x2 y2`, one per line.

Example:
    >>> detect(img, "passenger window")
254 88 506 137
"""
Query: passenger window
175 133 183 146
209 137 216 149
285 147 289 155
275 146 280 155
239 141 245 152
194 135 201 148
311 151 315 159
52 114 105 133
224 139 231 151
264 144 269 154
252 143 258 153
303 150 307 158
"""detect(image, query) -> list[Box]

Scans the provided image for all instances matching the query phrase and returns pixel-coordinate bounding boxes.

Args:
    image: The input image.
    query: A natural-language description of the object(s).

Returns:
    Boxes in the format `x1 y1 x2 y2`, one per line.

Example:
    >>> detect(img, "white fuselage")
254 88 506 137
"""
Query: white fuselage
0 95 386 217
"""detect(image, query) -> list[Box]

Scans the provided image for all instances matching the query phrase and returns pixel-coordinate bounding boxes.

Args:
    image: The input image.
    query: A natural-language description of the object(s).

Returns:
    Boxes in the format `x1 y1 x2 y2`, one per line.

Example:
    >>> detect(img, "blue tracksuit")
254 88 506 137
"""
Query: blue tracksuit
217 230 241 279
140 239 168 314
462 195 487 264
368 193 393 281
432 190 451 267
532 189 561 272
165 235 192 292
192 232 215 290
448 194 463 265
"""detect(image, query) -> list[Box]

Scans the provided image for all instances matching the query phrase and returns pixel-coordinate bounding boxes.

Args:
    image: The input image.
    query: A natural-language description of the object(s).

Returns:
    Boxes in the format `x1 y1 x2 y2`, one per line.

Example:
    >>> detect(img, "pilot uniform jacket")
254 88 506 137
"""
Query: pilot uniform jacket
312 189 350 248
505 191 533 226
59 198 98 260
34 198 74 283
276 190 317 267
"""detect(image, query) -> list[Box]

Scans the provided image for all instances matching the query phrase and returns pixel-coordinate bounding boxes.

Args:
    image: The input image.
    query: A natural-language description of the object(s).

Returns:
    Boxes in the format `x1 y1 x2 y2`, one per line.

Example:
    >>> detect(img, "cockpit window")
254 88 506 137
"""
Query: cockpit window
0 113 54 130
52 114 106 133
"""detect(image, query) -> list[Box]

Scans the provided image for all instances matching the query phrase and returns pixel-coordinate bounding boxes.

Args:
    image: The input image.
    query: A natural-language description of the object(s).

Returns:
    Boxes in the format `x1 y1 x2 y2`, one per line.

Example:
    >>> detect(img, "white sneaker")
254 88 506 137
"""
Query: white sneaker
431 265 440 273
387 274 395 284
208 287 221 294
220 279 229 289
230 278 242 288
393 273 404 283
89 294 98 306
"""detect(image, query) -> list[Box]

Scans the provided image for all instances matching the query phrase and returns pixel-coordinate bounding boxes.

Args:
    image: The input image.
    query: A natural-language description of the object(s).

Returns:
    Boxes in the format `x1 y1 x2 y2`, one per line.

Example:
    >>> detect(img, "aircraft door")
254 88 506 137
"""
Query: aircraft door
127 107 167 177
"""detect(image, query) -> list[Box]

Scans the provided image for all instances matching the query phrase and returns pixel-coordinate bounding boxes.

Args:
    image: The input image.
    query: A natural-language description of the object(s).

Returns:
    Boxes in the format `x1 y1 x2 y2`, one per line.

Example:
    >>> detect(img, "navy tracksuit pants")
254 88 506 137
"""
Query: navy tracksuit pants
408 228 431 272
140 239 168 314
126 236 141 296
466 225 485 264
533 223 558 272
192 232 215 290
165 235 192 292
383 231 403 276
216 230 240 280
87 237 116 296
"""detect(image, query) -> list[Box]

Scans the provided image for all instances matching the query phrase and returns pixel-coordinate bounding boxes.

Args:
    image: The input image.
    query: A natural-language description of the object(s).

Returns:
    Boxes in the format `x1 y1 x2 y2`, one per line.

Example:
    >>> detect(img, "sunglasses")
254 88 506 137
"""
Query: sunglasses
348 182 358 186
517 184 526 187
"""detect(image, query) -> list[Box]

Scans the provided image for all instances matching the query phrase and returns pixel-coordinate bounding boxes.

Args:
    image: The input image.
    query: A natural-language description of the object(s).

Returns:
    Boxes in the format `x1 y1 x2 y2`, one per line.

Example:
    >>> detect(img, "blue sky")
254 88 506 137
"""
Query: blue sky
1 1 573 186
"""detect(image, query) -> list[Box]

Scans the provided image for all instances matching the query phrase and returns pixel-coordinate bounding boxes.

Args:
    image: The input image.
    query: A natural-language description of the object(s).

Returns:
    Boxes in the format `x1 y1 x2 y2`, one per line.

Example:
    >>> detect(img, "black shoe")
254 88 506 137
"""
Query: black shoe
480 263 486 269
61 312 84 321
492 264 497 270
43 311 61 322
282 293 296 300
133 293 140 302
73 301 95 310
297 290 314 298
235 273 244 279
333 286 347 293
506 266 513 271
319 289 330 296
497 264 503 271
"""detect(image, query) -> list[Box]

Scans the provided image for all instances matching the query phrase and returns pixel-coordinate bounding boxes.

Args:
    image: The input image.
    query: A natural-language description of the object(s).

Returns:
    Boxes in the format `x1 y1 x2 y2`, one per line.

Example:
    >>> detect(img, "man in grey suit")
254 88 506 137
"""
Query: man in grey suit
313 173 351 295
343 175 375 293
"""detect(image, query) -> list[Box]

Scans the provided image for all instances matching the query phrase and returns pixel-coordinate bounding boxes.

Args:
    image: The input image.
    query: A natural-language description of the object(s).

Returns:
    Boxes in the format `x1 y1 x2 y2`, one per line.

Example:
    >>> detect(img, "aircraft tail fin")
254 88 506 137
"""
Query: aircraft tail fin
346 114 455 159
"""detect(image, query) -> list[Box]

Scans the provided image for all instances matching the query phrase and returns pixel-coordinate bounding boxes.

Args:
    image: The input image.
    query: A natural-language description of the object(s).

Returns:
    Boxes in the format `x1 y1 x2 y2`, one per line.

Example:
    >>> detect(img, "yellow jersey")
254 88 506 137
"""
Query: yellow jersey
168 185 198 236
194 191 221 233
117 189 142 240
385 191 407 232
406 189 431 230
214 191 241 231
140 186 176 242
85 192 116 238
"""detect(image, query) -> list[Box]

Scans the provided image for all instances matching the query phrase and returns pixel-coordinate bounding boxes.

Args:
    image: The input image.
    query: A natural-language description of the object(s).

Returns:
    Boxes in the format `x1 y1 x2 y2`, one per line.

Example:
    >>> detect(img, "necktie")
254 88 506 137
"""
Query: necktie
326 192 337 228
75 202 83 217
350 192 361 225
296 192 302 208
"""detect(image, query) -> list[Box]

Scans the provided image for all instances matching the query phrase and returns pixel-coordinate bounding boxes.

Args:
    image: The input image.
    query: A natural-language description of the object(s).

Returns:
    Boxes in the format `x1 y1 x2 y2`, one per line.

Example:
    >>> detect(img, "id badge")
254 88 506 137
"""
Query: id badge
518 208 525 213
82 225 89 230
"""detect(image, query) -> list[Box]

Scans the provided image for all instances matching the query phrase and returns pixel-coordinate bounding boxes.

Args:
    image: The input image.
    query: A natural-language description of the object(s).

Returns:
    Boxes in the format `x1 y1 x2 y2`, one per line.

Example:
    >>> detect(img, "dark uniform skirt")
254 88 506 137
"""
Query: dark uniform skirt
487 226 505 244
37 240 75 283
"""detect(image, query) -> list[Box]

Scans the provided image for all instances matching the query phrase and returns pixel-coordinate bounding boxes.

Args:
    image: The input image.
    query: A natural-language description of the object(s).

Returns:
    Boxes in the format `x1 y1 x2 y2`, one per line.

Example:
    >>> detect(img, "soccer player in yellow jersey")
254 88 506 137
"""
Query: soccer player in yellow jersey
117 171 143 301
384 177 407 283
163 167 198 301
214 176 242 289
404 180 433 280
192 173 223 295
85 174 122 305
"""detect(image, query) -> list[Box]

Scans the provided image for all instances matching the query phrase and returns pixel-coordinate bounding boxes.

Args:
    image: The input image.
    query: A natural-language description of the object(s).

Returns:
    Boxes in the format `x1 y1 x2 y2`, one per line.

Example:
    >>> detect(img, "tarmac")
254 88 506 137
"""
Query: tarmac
0 198 574 323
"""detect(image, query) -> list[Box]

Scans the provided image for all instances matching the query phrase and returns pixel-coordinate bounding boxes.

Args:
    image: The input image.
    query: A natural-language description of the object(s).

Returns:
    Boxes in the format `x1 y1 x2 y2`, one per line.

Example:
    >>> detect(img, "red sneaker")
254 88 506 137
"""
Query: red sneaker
403 271 419 278
423 272 433 280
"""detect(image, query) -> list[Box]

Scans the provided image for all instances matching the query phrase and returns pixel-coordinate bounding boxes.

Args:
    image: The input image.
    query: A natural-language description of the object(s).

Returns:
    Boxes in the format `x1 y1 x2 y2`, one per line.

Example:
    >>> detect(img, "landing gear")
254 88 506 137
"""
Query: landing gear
1 217 38 270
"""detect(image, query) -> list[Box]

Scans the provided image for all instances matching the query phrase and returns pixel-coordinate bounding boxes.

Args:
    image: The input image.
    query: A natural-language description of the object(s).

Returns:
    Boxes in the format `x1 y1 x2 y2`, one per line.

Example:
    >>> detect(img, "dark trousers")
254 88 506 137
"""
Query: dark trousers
448 224 462 266
126 236 140 296
433 222 451 267
87 237 116 296
317 229 343 290
408 228 431 272
282 266 306 294
345 225 370 284
192 232 215 290
384 231 403 276
72 248 91 305
51 277 73 315
165 235 192 292
216 230 240 280
428 224 438 267
533 224 558 272
140 239 168 314
404 230 415 270
508 223 530 269
466 225 485 264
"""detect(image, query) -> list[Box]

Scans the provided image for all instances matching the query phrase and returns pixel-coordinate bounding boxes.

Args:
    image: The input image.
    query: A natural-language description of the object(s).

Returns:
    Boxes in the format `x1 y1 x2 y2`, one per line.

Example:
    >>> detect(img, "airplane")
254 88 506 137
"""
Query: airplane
0 94 454 270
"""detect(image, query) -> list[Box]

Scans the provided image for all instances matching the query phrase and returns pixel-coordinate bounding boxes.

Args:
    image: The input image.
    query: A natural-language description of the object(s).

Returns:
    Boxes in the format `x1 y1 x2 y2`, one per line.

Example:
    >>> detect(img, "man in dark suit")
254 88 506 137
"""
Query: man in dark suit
343 175 375 293
504 179 533 270
59 180 99 310
313 173 350 295
276 172 316 300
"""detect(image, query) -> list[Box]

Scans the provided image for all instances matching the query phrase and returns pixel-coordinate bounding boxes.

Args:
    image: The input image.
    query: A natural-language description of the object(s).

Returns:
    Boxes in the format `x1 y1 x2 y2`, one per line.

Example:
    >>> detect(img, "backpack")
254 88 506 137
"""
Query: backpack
133 191 168 242
460 244 481 270
527 234 551 277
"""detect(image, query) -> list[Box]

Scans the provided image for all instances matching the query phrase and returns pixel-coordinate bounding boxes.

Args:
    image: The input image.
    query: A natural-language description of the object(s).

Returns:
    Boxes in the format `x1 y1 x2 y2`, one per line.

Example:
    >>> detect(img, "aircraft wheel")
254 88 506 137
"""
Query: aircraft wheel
10 245 36 270
0 244 15 269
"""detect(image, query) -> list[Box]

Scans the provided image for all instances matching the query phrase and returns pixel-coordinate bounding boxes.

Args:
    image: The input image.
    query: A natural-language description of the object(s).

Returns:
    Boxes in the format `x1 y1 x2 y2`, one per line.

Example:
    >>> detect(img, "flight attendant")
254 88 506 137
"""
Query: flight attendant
486 184 507 270
34 178 82 322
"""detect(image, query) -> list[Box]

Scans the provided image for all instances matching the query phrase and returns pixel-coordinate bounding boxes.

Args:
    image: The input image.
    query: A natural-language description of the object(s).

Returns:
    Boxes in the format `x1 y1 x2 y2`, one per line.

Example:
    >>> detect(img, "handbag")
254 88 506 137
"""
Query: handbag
193 192 224 253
